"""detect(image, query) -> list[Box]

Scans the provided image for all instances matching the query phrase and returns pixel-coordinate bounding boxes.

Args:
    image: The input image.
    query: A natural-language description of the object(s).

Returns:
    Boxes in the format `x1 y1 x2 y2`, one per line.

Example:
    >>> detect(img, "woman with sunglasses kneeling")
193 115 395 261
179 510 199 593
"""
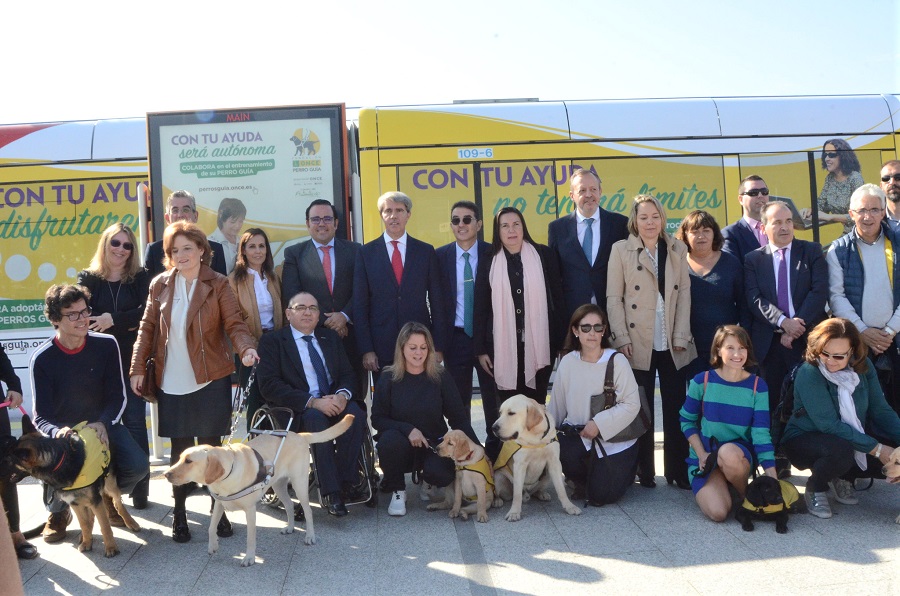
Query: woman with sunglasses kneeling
680 325 775 522
781 318 900 519
549 305 641 506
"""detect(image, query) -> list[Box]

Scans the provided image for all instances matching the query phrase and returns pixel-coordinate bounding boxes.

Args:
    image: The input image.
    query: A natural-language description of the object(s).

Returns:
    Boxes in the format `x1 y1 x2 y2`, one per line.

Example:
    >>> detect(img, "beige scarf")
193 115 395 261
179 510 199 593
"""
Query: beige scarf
489 243 550 390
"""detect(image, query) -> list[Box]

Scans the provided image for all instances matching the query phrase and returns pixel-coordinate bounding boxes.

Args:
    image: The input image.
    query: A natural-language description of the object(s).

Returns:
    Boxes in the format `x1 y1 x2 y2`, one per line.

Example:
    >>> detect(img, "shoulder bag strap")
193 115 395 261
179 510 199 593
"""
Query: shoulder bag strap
603 354 617 410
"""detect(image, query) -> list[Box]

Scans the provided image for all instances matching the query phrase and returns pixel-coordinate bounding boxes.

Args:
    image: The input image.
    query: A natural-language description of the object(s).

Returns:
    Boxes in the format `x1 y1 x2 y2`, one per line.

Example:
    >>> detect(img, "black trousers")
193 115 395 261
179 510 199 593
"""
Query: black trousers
874 345 900 416
446 327 501 460
782 432 896 492
376 428 455 492
295 401 367 498
632 350 688 482
558 434 639 505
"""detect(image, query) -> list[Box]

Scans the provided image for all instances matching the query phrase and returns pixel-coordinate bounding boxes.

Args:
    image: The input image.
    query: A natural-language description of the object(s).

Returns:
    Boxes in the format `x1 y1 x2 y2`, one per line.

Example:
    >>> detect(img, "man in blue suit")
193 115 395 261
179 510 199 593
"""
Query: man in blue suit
436 201 500 459
257 292 366 517
722 175 771 265
745 201 829 477
353 191 447 379
143 190 227 278
548 169 628 321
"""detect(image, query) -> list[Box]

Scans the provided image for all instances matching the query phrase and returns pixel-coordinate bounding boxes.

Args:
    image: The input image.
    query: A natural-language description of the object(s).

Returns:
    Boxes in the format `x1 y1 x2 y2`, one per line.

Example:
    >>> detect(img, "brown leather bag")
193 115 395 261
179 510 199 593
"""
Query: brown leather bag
588 354 651 442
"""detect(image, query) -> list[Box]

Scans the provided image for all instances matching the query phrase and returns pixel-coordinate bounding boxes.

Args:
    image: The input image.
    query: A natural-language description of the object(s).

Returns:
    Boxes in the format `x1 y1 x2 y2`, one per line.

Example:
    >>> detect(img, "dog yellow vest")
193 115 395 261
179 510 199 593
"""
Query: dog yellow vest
740 479 800 515
62 422 111 491
457 456 495 499
493 437 558 471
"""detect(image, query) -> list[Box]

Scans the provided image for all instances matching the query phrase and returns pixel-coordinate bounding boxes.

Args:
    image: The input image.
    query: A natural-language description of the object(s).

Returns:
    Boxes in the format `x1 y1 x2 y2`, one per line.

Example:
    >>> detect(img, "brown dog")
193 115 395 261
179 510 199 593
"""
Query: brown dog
12 417 140 557
427 430 501 522
883 446 900 524
165 414 353 567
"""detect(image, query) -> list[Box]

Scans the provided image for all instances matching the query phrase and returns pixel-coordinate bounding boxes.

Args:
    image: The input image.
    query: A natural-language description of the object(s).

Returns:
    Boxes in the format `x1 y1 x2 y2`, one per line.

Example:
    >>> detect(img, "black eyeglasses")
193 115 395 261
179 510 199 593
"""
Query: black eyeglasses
881 174 900 183
824 152 839 159
451 215 476 226
287 305 319 313
308 216 334 225
821 349 851 362
110 239 134 251
741 188 770 197
62 307 92 321
578 324 605 333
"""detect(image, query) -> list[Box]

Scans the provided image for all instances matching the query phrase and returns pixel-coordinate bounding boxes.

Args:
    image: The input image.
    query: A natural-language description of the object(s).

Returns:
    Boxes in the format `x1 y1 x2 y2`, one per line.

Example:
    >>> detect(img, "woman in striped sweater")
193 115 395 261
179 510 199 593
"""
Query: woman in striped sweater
680 325 777 522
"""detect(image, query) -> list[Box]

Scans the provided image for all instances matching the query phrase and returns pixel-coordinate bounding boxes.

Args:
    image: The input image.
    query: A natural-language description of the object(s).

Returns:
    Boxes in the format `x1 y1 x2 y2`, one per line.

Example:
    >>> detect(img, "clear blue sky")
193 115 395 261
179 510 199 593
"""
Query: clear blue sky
2 0 897 124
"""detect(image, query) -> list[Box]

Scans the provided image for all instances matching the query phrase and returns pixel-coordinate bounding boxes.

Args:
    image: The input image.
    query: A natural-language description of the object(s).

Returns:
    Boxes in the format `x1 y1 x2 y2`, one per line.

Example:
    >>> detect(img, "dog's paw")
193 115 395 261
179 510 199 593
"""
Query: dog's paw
304 533 316 546
505 509 522 522
209 539 219 555
448 508 460 519
776 524 788 534
459 511 469 521
522 492 531 503
426 503 444 512
126 521 141 532
476 512 489 523
492 497 504 508
240 554 256 567
103 545 120 558
535 491 551 502
78 541 93 553
564 504 582 516
280 526 294 535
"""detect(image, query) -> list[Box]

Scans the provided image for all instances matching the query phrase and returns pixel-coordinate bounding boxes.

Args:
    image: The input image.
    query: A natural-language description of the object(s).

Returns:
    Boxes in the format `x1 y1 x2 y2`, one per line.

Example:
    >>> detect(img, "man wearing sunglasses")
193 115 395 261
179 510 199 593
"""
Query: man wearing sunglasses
880 160 900 226
435 201 500 460
548 169 628 322
282 199 364 399
827 184 900 415
29 284 149 543
745 201 829 477
722 175 771 265
143 190 227 279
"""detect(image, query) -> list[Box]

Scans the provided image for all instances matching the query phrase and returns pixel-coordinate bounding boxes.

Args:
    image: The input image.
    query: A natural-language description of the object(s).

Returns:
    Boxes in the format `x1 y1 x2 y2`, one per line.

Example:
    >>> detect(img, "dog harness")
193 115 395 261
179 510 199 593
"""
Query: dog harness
740 479 800 515
62 422 110 491
208 447 275 502
493 435 559 471
457 456 495 500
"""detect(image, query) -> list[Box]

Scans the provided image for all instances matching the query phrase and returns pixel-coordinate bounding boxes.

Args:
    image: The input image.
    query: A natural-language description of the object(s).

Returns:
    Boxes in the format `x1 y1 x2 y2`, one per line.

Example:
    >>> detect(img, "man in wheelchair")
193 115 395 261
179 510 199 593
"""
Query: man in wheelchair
257 292 368 517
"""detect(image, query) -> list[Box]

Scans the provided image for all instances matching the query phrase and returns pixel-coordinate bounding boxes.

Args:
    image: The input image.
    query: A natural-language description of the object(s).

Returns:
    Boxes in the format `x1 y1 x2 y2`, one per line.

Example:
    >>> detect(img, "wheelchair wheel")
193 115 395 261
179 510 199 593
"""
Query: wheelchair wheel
262 487 281 509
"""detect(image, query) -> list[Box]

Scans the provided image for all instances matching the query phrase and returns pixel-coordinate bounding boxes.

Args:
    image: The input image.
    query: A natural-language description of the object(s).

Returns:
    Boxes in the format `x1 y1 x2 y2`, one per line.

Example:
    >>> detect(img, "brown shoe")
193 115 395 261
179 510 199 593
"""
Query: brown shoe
42 509 73 543
103 494 126 527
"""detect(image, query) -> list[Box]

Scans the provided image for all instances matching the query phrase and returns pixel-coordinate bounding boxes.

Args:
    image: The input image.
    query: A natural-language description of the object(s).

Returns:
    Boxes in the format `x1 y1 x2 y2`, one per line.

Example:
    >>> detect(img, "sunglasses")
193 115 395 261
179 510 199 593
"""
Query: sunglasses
824 152 839 159
741 188 770 197
578 324 605 333
881 174 900 183
821 349 851 362
451 215 476 226
110 239 134 251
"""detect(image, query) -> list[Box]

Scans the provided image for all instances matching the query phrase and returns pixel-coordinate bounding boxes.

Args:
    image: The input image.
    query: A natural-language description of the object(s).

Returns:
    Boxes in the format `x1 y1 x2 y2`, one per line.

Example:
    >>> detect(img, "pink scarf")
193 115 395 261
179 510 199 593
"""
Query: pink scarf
489 242 550 390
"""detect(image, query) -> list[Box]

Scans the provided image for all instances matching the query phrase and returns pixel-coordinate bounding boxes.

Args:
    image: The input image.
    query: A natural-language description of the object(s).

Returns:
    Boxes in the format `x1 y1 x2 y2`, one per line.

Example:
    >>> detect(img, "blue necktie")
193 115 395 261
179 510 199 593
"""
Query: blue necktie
582 217 594 264
463 252 474 337
302 336 331 397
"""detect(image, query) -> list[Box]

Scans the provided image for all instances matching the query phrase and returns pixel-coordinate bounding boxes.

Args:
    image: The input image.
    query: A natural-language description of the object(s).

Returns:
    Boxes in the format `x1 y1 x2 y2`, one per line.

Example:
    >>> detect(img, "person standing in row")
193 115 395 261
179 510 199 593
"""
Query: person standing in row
548 169 629 321
144 190 227 279
436 201 500 459
722 175 771 265
474 207 564 404
77 223 151 509
607 195 696 489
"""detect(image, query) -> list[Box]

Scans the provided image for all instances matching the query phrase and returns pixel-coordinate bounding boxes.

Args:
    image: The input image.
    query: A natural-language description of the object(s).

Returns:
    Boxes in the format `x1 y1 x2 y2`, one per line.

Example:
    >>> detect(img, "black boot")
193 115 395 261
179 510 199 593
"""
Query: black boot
172 485 191 543
131 474 150 510
211 495 233 538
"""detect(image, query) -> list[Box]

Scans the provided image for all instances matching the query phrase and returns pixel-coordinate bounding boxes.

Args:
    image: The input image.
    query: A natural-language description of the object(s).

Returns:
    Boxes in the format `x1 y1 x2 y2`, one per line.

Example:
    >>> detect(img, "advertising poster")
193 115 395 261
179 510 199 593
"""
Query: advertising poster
147 105 348 266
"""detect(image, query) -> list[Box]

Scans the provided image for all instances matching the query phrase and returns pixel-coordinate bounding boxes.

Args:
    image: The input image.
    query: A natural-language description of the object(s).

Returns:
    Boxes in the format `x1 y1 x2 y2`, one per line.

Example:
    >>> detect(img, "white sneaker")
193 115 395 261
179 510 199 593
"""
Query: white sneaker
388 490 407 516
805 490 832 519
419 483 433 502
830 478 858 505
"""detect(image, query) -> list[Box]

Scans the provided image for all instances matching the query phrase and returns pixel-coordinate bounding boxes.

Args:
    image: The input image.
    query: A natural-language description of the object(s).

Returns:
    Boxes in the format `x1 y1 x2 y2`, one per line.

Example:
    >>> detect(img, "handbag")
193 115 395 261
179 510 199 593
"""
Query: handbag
589 354 651 442
141 356 158 404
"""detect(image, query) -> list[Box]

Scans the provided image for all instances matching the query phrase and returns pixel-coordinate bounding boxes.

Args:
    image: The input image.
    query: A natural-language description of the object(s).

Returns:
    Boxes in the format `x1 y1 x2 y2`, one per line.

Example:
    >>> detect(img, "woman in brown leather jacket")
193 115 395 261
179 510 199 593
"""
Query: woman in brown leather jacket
131 221 258 543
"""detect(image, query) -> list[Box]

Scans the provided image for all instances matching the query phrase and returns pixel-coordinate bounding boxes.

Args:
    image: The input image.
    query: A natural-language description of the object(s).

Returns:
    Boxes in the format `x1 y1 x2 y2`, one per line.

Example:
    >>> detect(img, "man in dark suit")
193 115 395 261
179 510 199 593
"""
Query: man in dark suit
548 169 628 320
722 175 771 265
745 201 828 477
282 199 363 398
143 190 227 278
435 201 500 459
353 191 447 378
256 292 366 517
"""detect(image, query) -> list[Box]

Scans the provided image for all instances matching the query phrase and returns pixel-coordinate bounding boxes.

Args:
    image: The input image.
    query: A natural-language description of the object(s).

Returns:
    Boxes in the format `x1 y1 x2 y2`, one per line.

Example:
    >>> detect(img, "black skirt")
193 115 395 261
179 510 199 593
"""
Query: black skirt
157 376 231 438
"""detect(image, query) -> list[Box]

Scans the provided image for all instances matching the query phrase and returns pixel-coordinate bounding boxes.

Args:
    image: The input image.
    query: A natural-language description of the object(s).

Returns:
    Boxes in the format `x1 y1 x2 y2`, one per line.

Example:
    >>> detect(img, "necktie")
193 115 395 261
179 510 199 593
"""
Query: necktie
777 248 791 316
463 252 474 337
302 336 331 397
390 240 403 285
582 217 594 264
756 222 767 248
319 245 333 294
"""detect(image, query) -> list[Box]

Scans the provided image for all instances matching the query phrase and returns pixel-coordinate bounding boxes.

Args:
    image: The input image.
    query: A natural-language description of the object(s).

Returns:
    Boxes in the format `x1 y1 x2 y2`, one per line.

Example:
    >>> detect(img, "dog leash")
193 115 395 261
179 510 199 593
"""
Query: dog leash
223 363 257 444
0 400 28 417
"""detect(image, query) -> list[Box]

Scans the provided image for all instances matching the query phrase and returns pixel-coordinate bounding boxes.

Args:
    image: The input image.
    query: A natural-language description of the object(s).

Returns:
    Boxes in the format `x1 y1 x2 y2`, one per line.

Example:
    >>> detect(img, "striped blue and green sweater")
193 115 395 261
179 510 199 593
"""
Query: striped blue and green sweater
679 370 775 476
